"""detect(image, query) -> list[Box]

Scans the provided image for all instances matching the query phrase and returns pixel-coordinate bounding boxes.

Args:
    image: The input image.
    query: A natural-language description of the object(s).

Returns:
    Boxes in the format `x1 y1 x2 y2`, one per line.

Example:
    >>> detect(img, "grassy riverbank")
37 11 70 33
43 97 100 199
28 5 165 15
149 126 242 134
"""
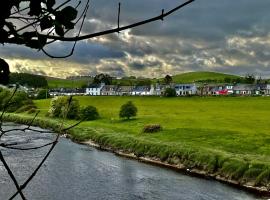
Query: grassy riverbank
5 96 270 191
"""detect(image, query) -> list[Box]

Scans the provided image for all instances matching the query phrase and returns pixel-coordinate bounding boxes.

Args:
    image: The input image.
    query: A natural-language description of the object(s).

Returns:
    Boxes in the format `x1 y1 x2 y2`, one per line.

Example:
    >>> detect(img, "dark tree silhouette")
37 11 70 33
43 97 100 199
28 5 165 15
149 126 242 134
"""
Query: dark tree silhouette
93 73 112 85
164 74 173 85
0 58 10 85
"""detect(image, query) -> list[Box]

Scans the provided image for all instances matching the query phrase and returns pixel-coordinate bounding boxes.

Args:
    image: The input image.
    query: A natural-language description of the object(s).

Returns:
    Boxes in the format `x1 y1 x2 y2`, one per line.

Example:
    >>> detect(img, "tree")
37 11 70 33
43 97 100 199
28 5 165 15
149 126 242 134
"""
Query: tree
164 75 173 85
80 106 99 121
119 101 137 120
93 73 112 85
36 89 50 99
164 88 176 97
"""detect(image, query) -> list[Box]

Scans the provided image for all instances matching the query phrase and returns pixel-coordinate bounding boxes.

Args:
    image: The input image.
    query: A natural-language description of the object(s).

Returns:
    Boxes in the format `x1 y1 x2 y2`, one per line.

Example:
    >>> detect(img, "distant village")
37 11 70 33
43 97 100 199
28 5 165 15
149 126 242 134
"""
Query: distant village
49 82 270 97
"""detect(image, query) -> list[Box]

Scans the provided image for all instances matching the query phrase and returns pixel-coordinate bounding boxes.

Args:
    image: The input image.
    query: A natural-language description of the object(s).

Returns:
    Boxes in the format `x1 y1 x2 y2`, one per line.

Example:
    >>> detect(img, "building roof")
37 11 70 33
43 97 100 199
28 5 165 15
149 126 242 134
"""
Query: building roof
101 85 118 91
133 86 151 92
233 84 257 91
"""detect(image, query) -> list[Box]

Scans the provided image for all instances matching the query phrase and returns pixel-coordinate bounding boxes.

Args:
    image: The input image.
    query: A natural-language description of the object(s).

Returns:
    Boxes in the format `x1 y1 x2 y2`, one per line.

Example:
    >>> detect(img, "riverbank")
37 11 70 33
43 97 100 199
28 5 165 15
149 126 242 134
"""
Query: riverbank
3 113 270 197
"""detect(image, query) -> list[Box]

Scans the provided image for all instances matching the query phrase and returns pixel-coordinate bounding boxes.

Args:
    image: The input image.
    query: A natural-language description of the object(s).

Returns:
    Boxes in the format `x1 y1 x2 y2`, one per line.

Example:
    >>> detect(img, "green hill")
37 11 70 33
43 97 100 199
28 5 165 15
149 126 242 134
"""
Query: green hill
46 77 90 89
170 71 241 83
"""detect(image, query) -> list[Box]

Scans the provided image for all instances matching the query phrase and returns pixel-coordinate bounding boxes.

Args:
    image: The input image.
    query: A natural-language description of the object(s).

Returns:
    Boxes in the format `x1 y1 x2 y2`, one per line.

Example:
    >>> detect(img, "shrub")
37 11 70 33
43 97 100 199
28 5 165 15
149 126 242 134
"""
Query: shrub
0 89 33 112
143 124 162 133
119 101 137 120
48 96 80 119
80 106 99 121
164 88 176 97
36 89 50 99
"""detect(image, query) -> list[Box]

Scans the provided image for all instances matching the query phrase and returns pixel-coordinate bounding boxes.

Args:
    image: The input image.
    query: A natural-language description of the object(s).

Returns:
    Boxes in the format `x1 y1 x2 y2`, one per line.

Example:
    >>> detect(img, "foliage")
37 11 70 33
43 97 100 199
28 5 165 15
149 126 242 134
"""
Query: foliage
79 106 99 121
1 1 78 49
163 88 176 97
143 124 162 133
36 89 50 99
48 96 80 119
93 74 112 85
0 58 10 85
119 101 137 119
164 75 173 84
9 73 48 88
0 88 34 112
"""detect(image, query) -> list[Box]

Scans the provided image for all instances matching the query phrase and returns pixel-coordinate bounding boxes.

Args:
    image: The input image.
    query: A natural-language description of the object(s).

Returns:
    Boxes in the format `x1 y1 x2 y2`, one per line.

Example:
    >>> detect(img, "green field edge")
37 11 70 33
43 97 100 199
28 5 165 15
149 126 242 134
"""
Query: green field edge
3 113 270 193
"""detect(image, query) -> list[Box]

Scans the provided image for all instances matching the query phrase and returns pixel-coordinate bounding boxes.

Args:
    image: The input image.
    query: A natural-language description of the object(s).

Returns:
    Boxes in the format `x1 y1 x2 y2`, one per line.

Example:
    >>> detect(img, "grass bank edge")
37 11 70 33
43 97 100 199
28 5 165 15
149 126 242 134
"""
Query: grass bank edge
3 113 270 190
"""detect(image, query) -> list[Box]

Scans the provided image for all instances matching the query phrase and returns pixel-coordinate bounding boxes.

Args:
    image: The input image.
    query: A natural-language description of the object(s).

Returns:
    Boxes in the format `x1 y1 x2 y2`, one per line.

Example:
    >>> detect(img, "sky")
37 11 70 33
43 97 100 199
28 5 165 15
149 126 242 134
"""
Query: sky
1 0 270 78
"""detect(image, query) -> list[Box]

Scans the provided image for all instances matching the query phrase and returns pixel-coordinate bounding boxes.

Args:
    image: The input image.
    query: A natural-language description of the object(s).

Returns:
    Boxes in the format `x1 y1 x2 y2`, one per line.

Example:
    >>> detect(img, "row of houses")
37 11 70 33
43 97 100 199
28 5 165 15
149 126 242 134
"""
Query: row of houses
49 83 270 97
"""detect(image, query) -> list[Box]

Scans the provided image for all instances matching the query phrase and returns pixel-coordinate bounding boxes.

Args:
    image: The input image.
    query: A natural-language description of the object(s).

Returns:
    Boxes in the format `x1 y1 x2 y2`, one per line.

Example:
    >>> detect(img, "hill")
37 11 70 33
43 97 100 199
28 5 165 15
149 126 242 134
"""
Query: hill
170 71 241 83
46 77 92 89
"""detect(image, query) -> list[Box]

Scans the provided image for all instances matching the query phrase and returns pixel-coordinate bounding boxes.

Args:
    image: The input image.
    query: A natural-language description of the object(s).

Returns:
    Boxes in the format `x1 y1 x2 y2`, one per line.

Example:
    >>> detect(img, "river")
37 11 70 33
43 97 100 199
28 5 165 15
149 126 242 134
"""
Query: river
0 123 263 200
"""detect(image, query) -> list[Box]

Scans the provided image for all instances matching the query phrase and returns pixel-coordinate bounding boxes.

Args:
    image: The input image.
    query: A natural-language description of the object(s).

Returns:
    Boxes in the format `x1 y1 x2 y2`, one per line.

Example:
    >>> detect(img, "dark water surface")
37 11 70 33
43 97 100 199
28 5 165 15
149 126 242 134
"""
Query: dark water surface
0 123 263 200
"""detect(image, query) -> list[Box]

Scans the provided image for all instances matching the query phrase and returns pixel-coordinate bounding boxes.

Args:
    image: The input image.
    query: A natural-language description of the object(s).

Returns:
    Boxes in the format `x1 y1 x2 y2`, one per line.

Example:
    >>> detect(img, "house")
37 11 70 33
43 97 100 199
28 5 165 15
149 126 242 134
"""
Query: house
85 83 105 96
261 84 270 95
116 86 134 96
101 85 118 96
132 86 151 96
233 84 257 95
151 83 172 96
49 88 86 96
174 84 197 96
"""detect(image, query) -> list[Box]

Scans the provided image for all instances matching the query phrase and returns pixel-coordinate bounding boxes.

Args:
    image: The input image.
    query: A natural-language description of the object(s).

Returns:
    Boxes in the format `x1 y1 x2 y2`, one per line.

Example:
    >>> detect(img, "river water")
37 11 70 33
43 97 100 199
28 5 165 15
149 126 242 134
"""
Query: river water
0 123 263 200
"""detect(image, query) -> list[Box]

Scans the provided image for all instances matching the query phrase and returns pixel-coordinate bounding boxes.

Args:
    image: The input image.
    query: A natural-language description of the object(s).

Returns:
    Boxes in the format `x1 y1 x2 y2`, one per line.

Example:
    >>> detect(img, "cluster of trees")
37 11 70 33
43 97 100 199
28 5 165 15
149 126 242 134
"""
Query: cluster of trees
0 87 35 113
9 73 48 88
48 97 99 120
48 97 138 121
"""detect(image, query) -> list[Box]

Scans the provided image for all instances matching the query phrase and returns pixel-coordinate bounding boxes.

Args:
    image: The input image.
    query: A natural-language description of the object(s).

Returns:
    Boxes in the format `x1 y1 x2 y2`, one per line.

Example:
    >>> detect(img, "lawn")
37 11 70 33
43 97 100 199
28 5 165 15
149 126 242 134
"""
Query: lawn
28 96 270 187
35 96 270 162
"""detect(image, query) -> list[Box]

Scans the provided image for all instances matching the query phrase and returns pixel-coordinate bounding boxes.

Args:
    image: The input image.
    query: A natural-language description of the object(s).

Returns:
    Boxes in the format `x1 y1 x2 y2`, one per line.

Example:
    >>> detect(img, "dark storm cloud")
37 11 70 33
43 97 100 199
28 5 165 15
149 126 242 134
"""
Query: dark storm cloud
1 0 270 77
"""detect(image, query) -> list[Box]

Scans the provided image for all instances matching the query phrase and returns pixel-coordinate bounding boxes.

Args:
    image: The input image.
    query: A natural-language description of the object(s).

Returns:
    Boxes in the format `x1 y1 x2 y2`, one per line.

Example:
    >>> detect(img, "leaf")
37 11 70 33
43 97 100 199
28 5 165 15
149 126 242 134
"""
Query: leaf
0 29 8 44
61 6 78 21
37 34 47 48
40 16 53 31
64 21 75 30
25 40 41 49
55 24 64 37
46 0 55 9
29 0 42 16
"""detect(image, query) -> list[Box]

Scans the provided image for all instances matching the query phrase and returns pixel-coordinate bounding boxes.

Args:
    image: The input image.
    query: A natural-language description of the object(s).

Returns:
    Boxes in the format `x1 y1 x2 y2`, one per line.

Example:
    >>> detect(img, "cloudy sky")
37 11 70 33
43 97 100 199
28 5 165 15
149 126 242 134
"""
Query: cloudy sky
1 0 270 78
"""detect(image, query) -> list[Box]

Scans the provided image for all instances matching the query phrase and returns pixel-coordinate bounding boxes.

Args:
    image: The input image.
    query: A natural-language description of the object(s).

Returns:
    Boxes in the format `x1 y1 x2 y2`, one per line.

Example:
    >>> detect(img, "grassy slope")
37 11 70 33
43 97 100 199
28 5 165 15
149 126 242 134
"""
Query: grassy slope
25 96 270 187
47 79 88 88
171 71 240 83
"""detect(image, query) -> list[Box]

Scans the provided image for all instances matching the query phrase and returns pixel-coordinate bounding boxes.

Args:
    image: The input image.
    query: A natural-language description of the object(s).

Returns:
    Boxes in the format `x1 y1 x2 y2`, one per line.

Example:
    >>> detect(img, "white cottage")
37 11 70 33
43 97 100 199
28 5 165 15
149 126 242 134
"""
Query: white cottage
86 83 105 96
174 84 197 96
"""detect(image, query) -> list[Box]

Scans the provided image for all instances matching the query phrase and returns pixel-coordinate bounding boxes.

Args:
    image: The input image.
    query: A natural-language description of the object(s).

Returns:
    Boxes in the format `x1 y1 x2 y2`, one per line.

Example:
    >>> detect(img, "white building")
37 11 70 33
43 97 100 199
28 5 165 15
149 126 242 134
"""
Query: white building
175 84 197 96
86 83 105 96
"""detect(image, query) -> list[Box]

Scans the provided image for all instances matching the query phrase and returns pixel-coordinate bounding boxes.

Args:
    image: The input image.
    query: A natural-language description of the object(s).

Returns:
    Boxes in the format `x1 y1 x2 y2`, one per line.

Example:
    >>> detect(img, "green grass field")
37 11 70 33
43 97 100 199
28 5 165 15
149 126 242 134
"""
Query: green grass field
35 96 270 161
19 96 270 187
170 71 240 83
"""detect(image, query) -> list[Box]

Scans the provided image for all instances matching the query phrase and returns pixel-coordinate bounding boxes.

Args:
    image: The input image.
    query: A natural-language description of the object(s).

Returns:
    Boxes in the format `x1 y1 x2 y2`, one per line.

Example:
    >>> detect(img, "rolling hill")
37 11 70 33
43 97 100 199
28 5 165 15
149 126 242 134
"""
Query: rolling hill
170 71 241 83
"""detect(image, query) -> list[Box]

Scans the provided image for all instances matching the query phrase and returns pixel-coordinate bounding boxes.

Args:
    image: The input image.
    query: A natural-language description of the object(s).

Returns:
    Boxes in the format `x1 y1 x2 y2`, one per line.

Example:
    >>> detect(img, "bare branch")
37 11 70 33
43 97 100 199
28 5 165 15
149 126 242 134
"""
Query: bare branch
37 0 195 42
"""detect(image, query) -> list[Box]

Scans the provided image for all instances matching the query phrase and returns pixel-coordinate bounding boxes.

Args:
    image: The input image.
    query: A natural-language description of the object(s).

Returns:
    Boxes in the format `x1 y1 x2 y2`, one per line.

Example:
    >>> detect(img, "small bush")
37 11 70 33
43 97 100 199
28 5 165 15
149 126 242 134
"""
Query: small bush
80 106 99 121
48 96 80 119
163 88 176 97
36 89 50 99
0 88 33 112
143 124 162 133
119 101 137 120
